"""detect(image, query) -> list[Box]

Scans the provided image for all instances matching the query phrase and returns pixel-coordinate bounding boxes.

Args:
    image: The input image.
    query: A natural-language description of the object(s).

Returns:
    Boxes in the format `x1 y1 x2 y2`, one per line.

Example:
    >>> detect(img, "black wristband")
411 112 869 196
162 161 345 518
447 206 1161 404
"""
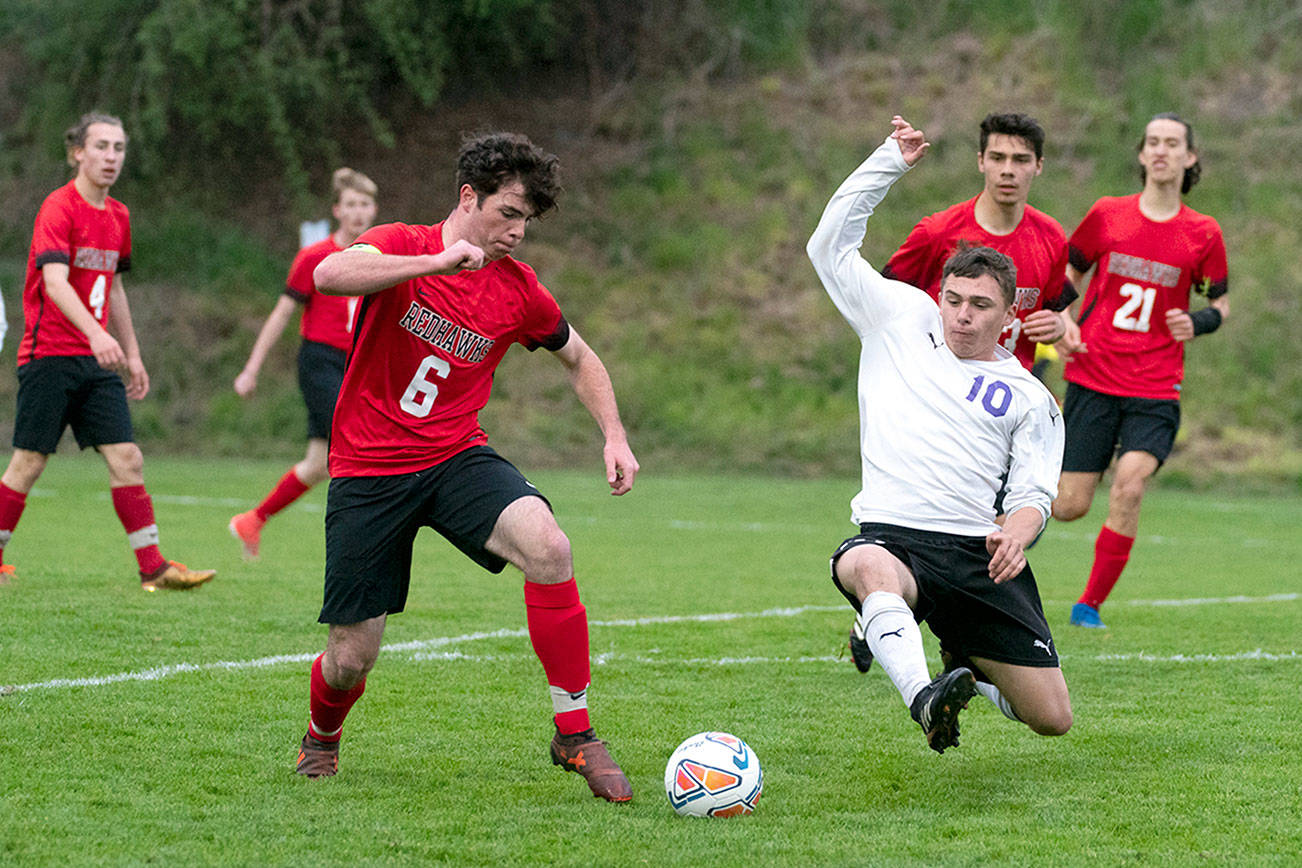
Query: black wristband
1190 307 1223 336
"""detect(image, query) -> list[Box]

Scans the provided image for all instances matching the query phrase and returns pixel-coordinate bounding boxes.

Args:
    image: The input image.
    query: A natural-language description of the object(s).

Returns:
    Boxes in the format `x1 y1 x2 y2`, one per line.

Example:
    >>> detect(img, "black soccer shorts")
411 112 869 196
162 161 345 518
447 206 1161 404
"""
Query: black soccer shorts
297 340 346 440
13 356 134 453
830 522 1059 669
319 445 551 625
1061 382 1181 473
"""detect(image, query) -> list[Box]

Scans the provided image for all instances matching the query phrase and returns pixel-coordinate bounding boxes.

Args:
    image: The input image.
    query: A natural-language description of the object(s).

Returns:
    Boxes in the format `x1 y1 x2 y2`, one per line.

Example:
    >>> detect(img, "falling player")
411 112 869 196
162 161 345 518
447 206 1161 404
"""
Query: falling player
808 115 1071 753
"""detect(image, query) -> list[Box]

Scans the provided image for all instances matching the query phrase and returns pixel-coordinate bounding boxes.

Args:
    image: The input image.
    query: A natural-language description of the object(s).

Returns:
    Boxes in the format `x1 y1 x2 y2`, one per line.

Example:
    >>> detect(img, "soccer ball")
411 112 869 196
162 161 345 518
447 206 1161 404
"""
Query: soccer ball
664 731 762 817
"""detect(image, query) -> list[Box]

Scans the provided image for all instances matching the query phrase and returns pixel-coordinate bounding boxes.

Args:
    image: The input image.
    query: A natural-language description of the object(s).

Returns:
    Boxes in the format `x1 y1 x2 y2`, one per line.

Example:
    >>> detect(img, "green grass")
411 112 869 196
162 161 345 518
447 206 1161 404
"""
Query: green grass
1 457 1300 865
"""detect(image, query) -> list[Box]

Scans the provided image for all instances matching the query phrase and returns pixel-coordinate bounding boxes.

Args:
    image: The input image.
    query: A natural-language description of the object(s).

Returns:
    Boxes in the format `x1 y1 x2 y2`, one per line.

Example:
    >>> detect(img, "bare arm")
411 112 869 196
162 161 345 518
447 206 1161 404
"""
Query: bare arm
41 262 125 370
235 294 300 396
551 326 638 495
105 274 149 400
313 241 486 297
1055 264 1090 358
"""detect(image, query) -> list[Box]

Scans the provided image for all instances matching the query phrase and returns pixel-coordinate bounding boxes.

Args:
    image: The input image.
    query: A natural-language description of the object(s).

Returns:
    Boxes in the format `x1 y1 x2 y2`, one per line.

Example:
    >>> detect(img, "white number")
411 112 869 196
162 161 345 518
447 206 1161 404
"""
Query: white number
1001 317 1022 353
399 355 451 417
88 274 107 321
346 297 359 333
1113 282 1157 332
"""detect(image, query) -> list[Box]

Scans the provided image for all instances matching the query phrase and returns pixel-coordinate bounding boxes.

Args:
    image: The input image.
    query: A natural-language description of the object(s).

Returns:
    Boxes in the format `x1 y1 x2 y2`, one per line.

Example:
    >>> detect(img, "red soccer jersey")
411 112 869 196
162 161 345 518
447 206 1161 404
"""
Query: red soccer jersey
328 221 568 477
18 181 132 365
285 235 360 352
882 196 1075 369
1063 194 1228 400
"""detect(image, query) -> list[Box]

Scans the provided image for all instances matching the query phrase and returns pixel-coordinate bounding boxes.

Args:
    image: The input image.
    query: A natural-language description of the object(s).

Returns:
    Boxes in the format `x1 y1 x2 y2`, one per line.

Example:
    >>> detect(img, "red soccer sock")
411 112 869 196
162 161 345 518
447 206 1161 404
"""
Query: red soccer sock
111 485 166 576
1078 525 1135 609
0 482 28 565
308 653 366 743
524 578 592 735
255 469 312 522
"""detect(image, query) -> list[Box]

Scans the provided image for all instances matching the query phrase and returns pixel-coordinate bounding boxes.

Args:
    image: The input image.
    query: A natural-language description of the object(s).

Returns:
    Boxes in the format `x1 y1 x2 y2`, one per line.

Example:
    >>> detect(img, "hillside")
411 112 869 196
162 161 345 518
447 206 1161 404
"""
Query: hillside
0 0 1298 487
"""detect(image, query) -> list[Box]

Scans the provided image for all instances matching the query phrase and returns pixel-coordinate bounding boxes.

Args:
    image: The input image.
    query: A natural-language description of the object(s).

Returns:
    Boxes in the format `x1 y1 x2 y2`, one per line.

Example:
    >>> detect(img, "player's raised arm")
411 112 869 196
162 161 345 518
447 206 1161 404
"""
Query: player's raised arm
806 116 930 334
314 240 486 297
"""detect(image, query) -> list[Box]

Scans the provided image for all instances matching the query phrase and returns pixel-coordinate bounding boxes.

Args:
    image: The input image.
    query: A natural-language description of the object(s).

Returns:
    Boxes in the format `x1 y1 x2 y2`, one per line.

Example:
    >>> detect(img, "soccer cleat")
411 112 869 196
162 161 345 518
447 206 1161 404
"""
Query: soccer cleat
848 618 873 673
910 667 977 755
1070 602 1107 629
296 732 339 778
549 727 632 802
141 560 216 591
228 510 265 560
0 564 14 584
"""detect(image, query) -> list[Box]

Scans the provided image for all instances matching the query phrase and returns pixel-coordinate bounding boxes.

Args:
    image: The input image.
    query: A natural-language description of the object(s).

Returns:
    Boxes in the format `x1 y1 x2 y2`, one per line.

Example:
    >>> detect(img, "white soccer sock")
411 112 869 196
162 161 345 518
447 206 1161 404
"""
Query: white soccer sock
975 680 1022 722
859 591 931 708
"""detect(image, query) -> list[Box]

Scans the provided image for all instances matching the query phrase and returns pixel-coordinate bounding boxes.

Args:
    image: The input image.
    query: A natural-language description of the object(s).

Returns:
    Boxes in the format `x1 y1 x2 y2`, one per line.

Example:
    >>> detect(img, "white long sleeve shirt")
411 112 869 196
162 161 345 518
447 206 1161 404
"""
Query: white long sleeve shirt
807 138 1063 536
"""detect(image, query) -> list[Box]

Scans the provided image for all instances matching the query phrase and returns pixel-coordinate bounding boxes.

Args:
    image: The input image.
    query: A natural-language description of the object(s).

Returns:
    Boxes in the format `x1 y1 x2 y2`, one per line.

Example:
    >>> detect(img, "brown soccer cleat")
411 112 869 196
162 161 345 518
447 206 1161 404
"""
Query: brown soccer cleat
228 510 265 560
549 727 632 802
141 560 216 591
296 732 339 778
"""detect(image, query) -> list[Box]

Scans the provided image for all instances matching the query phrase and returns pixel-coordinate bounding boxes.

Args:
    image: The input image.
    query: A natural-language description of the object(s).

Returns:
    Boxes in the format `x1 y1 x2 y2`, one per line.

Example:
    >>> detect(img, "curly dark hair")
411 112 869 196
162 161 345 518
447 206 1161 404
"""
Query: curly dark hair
64 111 126 167
1137 112 1201 194
456 132 561 218
941 244 1017 306
979 112 1045 161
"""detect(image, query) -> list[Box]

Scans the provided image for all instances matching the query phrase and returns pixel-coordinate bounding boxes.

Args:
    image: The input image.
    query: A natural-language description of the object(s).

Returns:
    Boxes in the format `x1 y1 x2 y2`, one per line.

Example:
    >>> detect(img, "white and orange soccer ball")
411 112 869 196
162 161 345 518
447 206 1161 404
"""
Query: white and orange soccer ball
664 731 762 817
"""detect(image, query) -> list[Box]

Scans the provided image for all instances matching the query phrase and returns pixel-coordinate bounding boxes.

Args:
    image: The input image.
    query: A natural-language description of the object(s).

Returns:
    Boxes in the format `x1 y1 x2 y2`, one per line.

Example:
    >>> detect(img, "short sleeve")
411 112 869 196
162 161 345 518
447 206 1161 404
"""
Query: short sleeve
1067 203 1104 273
352 222 420 257
1195 220 1228 299
881 218 939 292
31 194 74 270
515 263 566 351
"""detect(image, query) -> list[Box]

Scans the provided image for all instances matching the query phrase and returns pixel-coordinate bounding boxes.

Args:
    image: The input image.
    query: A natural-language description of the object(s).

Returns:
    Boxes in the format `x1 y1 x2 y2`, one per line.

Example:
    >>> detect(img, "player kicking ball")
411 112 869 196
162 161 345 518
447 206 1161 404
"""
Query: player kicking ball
808 116 1072 752
293 133 638 802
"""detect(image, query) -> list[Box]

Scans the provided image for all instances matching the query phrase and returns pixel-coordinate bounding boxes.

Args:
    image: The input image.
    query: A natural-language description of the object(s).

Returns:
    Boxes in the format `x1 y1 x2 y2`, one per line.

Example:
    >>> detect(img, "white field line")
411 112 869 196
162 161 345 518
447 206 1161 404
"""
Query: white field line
3 597 1298 696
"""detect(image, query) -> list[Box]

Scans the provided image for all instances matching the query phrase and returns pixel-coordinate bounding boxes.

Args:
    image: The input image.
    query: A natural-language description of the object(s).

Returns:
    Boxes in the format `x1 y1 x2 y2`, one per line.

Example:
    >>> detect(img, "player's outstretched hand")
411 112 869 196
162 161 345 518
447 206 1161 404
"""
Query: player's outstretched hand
1022 309 1067 344
985 530 1026 584
234 369 257 397
439 239 486 273
604 440 639 496
889 115 930 166
1165 308 1195 342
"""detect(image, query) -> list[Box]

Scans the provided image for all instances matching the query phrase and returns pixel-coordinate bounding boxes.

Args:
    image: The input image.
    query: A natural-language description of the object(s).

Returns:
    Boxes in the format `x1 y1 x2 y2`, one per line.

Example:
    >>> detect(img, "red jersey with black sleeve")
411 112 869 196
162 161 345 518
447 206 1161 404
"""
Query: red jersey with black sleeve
1063 194 1228 400
881 196 1075 369
17 180 132 366
285 235 359 352
328 221 570 477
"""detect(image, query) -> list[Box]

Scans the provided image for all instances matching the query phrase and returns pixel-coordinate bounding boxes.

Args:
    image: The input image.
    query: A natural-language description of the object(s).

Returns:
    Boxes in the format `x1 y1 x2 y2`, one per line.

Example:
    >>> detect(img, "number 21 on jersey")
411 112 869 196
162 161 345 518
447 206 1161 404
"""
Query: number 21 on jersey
1113 282 1156 332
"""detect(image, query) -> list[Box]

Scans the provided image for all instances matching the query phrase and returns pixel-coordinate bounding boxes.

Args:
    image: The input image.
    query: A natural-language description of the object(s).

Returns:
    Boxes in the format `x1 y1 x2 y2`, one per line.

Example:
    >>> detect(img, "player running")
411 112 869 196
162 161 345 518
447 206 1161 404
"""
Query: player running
882 112 1076 372
229 168 378 559
808 116 1072 754
293 132 639 802
0 112 214 591
1053 113 1229 629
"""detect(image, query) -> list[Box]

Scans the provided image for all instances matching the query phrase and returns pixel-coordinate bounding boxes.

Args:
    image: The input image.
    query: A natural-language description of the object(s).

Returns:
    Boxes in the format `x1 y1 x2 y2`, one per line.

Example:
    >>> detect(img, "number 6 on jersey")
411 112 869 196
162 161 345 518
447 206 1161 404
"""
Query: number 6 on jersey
400 355 451 417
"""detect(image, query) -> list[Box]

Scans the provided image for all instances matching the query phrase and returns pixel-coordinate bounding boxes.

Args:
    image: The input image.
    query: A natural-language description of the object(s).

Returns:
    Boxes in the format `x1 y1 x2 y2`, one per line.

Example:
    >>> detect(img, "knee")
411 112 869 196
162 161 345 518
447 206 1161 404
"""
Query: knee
2 450 47 490
325 647 377 689
1111 476 1147 509
522 529 573 582
105 444 144 482
1026 705 1073 737
1051 497 1088 523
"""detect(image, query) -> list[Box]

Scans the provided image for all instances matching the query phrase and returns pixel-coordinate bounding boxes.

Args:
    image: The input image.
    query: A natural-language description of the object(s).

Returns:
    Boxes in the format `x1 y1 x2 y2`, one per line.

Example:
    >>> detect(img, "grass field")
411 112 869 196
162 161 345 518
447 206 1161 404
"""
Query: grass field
1 455 1299 866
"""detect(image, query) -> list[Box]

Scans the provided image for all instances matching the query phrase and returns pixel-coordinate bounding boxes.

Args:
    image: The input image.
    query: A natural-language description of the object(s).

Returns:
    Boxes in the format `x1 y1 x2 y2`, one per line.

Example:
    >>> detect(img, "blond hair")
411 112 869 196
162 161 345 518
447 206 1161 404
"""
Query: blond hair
65 112 126 167
332 167 377 203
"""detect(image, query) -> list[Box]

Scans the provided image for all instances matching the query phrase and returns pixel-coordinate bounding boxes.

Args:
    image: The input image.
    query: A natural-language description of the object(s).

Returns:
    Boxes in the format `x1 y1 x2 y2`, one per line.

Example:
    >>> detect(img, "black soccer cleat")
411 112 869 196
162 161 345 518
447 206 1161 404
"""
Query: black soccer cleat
848 619 874 673
910 667 978 755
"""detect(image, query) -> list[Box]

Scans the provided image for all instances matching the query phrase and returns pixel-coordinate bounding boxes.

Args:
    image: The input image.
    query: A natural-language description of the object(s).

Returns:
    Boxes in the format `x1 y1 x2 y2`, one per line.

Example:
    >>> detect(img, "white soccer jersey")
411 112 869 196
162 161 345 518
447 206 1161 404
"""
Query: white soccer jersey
807 138 1063 536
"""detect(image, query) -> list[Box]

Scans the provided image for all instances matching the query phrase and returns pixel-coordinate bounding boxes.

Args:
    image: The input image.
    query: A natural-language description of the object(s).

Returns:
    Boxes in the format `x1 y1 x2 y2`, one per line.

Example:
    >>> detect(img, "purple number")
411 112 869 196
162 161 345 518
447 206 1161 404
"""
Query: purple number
966 376 1011 418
